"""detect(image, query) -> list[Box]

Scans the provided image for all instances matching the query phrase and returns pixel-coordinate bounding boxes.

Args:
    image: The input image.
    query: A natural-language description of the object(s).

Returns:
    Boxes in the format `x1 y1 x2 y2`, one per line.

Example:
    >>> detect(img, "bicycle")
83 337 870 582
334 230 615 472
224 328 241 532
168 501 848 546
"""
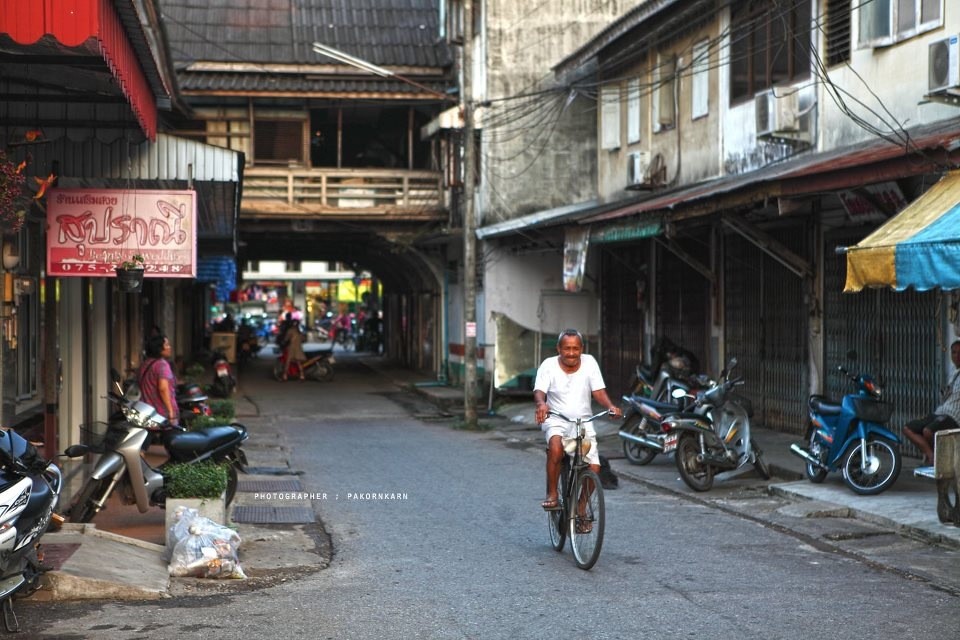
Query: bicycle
546 409 612 570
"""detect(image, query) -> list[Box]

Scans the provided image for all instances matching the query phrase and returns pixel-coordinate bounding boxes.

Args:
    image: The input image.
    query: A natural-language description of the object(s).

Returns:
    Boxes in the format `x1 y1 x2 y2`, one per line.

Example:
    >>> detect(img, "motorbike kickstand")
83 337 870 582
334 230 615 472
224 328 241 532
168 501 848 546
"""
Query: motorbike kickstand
2 597 19 633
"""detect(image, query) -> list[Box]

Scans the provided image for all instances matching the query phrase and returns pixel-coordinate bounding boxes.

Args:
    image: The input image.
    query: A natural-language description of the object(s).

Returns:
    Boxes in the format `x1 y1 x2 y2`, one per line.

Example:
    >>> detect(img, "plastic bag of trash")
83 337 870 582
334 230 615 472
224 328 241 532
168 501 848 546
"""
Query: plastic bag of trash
167 506 241 556
168 522 246 579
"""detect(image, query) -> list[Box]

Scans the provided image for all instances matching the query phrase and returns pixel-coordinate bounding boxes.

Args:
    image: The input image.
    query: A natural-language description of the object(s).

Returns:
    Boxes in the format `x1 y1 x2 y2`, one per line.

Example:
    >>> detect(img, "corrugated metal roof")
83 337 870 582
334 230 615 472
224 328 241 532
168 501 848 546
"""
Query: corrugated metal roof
158 0 451 68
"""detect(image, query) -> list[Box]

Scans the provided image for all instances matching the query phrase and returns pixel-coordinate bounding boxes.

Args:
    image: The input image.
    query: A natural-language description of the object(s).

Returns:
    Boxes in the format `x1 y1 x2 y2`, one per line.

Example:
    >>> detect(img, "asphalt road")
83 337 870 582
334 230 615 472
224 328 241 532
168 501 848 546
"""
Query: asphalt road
25 352 960 639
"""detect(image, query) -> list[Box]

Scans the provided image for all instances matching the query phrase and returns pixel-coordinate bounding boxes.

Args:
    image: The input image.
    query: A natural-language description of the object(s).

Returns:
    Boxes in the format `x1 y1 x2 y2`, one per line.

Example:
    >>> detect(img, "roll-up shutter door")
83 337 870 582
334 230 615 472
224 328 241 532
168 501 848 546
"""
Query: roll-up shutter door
601 246 646 397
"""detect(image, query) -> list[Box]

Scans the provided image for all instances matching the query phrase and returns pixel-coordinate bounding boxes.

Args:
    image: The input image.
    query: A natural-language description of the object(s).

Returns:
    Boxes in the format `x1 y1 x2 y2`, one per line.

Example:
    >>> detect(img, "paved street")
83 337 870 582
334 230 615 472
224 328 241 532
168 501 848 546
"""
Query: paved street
24 352 960 639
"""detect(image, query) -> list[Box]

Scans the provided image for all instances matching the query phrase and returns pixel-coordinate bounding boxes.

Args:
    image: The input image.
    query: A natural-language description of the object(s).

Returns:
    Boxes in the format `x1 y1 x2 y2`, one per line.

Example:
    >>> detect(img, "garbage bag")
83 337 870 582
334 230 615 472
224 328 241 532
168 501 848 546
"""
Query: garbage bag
168 522 246 579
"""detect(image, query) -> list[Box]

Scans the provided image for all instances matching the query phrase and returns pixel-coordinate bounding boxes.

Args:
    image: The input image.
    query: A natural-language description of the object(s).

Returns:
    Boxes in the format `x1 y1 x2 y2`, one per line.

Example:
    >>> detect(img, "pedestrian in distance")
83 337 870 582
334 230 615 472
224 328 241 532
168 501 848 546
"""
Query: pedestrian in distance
534 329 622 514
281 312 306 381
138 334 180 427
903 339 960 465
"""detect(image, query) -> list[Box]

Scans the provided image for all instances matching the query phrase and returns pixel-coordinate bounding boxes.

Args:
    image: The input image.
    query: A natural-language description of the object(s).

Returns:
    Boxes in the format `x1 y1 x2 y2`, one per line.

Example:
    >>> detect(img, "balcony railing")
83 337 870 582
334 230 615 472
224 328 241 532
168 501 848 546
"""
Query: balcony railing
241 167 445 218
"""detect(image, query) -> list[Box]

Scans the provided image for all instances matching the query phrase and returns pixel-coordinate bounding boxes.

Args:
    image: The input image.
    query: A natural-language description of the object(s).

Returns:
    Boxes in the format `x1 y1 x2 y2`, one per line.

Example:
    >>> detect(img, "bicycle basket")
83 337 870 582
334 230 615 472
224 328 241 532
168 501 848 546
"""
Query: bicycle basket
850 398 893 424
79 421 125 454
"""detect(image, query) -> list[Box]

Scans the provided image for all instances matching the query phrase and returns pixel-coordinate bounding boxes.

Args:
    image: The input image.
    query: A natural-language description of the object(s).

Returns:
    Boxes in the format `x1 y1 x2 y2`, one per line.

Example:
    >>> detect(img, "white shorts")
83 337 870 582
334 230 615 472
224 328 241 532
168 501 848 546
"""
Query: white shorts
543 423 600 466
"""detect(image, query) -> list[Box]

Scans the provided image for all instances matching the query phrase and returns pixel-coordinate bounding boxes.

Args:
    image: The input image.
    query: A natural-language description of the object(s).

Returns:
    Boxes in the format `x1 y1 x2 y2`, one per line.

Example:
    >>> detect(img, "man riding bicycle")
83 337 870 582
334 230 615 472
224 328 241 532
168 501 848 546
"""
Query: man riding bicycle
535 329 622 513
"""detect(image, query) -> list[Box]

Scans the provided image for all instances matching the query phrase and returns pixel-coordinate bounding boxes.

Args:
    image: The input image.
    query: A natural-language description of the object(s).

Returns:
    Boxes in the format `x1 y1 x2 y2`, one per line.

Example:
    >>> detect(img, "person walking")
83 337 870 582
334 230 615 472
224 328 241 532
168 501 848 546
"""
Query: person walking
281 312 306 381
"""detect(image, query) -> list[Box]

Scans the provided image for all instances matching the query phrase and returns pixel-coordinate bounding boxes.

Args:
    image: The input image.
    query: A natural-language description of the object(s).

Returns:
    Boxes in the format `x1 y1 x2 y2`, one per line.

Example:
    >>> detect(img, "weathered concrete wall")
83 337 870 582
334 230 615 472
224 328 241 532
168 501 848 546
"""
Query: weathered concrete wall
597 18 722 200
480 1 644 224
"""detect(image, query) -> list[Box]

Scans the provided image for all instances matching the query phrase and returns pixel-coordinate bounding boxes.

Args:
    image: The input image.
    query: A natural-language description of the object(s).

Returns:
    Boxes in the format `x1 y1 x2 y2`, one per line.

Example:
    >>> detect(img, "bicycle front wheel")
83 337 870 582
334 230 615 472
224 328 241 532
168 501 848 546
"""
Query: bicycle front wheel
547 463 568 552
570 469 605 570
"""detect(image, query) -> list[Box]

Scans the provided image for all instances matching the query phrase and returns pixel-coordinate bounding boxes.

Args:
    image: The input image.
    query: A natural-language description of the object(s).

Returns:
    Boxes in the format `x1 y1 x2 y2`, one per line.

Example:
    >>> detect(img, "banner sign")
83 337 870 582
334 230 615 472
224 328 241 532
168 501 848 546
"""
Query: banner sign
47 188 197 278
562 226 591 293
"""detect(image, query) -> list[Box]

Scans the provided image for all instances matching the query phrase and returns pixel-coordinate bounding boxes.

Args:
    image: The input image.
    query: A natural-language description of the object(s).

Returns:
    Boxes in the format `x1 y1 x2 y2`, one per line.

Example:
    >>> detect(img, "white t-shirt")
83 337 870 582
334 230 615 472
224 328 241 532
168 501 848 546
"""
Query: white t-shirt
534 354 606 431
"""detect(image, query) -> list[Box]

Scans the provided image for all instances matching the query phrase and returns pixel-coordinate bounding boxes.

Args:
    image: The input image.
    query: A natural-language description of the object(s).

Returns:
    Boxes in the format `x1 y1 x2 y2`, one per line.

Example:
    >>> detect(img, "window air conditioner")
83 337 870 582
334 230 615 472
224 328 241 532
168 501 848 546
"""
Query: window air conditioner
626 151 651 189
755 89 803 140
929 35 960 94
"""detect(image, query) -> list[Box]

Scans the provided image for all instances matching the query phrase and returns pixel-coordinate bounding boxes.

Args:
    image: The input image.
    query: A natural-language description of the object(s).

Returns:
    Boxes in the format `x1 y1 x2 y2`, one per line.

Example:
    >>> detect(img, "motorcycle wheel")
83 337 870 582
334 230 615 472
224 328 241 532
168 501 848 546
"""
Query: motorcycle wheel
751 439 771 479
621 414 658 466
842 437 901 495
307 361 335 382
675 433 714 492
803 422 829 483
69 477 110 523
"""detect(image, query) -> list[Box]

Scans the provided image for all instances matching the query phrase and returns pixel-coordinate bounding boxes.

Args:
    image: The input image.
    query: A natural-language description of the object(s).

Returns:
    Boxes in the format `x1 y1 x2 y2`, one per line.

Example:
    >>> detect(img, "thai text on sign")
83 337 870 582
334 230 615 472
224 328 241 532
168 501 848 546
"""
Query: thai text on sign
47 189 197 278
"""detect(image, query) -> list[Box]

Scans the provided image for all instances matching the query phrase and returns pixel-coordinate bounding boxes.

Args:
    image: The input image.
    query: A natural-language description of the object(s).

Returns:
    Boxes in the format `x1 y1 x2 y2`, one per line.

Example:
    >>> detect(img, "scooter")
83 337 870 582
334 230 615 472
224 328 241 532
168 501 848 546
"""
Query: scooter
0 429 63 631
63 373 248 523
210 350 236 397
619 337 705 465
177 382 212 427
665 358 771 491
273 347 335 382
789 351 902 495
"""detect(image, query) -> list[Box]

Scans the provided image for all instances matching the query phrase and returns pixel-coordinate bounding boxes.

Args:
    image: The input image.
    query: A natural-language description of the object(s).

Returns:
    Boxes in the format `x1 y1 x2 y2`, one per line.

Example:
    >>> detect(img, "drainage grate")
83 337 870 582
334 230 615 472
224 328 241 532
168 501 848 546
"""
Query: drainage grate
231 505 315 524
238 478 304 493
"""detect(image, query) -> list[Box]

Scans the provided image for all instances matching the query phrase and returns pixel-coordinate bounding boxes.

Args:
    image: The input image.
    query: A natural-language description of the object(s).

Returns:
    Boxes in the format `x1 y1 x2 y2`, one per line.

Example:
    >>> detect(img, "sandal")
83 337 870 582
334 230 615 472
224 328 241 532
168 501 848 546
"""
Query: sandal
575 520 593 534
541 497 560 511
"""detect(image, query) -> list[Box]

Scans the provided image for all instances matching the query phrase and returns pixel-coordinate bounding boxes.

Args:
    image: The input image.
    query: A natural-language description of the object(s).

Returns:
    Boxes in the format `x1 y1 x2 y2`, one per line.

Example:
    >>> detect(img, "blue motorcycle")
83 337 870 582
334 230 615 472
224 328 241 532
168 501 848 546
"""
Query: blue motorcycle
790 351 902 495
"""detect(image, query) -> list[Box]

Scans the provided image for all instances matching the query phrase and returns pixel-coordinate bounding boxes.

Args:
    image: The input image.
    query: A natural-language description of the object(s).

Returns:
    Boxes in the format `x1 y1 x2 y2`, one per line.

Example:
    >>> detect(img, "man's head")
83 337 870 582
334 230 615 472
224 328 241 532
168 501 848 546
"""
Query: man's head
556 329 584 368
952 340 960 368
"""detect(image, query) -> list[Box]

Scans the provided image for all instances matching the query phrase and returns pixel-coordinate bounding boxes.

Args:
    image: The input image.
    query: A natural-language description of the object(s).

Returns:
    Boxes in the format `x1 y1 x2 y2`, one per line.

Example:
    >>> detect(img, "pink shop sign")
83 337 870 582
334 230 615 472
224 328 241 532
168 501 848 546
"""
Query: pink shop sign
47 188 197 278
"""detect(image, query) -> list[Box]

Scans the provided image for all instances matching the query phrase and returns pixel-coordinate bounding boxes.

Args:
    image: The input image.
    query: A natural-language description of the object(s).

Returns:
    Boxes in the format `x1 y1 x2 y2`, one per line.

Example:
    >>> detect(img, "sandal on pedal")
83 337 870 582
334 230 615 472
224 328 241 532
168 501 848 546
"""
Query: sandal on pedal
541 497 560 511
575 520 593 534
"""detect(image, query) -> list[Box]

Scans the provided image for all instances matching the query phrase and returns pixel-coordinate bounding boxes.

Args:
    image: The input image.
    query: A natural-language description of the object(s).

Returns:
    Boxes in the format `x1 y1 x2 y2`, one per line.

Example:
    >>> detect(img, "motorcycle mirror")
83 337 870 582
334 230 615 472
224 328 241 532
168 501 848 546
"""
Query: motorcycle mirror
110 367 122 384
671 388 687 399
63 444 88 458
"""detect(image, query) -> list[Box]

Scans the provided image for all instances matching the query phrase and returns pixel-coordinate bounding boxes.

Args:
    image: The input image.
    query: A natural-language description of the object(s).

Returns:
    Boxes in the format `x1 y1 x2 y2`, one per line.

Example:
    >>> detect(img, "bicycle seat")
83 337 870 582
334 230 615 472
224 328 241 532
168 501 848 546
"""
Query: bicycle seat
809 395 842 416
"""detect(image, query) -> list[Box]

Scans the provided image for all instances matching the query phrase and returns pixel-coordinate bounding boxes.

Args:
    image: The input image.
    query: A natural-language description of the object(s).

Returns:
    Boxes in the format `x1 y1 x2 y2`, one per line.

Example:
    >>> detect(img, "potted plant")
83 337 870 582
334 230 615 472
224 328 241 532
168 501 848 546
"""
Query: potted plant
115 253 145 293
163 461 230 545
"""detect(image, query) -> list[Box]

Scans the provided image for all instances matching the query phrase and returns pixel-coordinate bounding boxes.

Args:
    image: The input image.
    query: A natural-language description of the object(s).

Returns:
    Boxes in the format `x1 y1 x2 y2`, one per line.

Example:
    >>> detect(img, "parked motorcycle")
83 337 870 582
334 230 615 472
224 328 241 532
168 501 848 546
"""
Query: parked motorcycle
64 373 248 523
273 347 335 382
176 382 212 427
0 428 63 631
789 351 902 495
665 358 771 491
619 337 704 465
210 350 236 397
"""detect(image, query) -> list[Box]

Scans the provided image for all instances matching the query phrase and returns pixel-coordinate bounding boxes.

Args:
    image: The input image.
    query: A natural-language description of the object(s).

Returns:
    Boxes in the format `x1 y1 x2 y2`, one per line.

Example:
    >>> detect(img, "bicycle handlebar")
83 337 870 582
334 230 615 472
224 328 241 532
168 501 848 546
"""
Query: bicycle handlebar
546 409 614 424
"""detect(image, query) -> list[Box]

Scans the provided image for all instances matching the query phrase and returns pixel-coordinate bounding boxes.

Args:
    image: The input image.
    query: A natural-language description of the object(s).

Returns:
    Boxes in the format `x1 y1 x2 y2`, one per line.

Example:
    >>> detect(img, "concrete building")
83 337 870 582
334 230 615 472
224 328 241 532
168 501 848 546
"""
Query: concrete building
476 0 960 456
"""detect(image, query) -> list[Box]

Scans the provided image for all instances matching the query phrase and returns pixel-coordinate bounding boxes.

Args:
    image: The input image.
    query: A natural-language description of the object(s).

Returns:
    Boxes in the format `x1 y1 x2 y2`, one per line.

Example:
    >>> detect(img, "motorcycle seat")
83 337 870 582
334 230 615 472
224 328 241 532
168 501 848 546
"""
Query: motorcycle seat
165 425 244 461
660 411 706 422
810 395 843 416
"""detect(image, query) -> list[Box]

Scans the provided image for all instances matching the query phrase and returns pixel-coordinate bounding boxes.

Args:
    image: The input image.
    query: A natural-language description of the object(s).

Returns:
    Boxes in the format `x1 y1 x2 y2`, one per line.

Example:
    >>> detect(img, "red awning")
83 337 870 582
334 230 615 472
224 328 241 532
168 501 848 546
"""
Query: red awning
0 0 157 140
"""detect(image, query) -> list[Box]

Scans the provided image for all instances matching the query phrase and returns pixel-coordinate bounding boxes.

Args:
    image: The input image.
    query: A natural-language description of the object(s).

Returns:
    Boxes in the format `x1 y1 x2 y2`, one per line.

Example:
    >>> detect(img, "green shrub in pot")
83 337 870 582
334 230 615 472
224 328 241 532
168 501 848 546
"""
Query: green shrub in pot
165 461 228 499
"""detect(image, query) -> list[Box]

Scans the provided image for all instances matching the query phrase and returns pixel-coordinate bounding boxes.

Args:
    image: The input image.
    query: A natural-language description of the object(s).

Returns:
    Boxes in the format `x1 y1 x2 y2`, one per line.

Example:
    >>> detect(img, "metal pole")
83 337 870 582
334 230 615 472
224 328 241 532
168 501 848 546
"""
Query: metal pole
463 0 478 427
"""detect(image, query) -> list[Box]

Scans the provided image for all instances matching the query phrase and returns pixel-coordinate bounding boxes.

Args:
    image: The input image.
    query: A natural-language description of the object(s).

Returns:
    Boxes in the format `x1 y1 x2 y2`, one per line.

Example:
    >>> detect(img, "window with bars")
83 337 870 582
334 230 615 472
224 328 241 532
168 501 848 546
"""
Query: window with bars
729 1 812 104
825 0 851 66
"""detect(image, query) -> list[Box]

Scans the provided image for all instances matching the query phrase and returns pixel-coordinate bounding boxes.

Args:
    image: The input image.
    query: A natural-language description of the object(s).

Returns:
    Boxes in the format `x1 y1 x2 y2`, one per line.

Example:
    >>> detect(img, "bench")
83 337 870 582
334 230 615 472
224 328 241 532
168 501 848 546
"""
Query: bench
913 428 960 526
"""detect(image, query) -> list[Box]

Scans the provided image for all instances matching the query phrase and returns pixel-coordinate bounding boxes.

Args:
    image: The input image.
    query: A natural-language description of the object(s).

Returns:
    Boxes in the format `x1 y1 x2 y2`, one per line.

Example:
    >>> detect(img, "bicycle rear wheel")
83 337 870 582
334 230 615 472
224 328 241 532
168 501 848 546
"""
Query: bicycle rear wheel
570 469 604 570
547 463 568 552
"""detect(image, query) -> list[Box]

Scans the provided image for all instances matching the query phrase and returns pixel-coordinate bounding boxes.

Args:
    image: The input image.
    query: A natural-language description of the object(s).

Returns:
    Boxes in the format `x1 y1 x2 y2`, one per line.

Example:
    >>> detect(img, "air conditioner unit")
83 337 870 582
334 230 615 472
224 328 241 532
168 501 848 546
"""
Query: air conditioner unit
626 151 651 189
929 34 960 93
755 89 807 142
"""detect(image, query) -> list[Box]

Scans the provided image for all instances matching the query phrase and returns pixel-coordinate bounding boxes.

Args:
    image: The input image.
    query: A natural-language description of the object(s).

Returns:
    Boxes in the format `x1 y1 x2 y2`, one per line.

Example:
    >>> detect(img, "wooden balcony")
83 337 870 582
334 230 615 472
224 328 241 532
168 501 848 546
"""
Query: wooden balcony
240 167 446 220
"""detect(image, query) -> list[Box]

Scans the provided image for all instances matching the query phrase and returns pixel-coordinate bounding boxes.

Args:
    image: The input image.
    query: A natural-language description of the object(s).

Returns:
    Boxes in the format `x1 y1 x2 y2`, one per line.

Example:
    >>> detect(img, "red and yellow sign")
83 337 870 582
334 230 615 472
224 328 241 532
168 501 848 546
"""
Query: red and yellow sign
47 188 197 278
